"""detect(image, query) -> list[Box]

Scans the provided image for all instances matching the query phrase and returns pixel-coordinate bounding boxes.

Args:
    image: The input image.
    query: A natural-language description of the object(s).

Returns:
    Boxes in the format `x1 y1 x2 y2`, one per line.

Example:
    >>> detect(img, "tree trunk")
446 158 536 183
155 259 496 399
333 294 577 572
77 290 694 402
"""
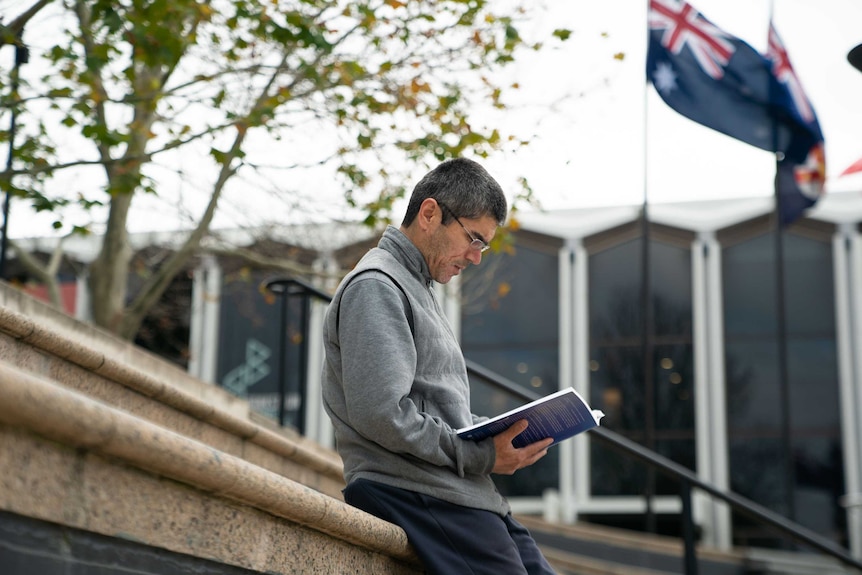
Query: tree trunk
87 191 133 331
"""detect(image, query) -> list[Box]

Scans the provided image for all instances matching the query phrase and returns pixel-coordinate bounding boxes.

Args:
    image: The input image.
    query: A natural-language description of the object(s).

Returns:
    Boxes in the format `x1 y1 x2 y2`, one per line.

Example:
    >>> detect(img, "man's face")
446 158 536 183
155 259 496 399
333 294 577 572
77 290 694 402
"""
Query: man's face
426 208 497 284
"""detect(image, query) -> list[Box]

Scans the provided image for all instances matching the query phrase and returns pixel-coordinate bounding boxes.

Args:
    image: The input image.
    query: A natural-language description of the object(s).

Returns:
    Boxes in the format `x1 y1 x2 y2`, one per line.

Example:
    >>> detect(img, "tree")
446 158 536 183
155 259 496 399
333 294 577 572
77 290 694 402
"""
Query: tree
1 0 570 339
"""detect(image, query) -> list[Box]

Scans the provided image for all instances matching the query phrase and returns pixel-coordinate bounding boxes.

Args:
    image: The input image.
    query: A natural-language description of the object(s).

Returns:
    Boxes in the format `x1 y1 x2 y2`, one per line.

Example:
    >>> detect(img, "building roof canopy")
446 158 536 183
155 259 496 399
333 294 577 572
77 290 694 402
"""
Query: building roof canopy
515 192 862 241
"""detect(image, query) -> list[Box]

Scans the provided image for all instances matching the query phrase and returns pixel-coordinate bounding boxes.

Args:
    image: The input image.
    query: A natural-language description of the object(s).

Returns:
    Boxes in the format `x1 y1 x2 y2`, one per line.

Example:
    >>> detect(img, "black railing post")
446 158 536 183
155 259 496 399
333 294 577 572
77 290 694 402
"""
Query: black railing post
296 291 311 433
0 35 29 280
680 480 699 575
464 363 862 574
276 283 289 426
264 277 332 433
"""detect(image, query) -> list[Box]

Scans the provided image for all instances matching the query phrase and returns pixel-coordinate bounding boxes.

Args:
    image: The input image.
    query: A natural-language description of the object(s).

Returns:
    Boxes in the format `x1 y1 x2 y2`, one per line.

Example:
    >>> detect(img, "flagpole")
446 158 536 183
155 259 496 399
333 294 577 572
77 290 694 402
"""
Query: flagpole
641 0 657 535
648 0 820 542
773 132 797 528
768 1 797 527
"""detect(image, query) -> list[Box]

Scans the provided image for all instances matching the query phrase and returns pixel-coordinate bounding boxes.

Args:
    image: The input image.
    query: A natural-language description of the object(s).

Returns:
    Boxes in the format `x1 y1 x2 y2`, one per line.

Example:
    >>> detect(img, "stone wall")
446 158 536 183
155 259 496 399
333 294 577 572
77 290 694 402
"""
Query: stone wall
0 283 421 574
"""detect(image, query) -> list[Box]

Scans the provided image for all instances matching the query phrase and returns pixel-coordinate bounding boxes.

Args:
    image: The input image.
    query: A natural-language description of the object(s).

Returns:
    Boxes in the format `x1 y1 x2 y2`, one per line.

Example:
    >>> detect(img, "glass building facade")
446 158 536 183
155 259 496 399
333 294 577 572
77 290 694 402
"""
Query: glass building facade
722 230 844 546
173 193 861 557
461 236 563 497
454 197 862 553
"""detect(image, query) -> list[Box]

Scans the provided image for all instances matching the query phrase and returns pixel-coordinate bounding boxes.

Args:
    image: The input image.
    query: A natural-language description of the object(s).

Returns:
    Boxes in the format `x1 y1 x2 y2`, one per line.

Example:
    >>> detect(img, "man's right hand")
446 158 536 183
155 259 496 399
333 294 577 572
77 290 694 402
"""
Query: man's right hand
491 420 553 475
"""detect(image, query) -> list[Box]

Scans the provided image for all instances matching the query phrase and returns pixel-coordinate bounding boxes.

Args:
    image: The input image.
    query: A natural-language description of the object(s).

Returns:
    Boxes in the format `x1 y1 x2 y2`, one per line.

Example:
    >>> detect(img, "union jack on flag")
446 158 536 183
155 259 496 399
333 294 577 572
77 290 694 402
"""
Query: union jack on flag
646 0 825 224
767 23 815 124
648 0 734 80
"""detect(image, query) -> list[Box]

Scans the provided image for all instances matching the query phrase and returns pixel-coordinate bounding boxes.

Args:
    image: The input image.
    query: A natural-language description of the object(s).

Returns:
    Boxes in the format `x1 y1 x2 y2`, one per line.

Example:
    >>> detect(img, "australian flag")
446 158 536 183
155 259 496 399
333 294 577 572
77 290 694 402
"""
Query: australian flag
647 0 825 224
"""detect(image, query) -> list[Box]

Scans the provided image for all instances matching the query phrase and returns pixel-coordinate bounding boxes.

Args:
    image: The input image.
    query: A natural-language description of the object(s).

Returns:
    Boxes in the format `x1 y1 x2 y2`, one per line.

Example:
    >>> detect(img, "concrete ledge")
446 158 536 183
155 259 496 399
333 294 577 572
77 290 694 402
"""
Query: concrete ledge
0 288 343 488
0 362 419 572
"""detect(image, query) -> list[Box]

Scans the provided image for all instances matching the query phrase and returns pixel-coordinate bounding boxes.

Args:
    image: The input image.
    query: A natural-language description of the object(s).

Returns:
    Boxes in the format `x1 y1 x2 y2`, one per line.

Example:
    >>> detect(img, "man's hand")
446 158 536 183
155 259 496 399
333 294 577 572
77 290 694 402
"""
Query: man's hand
491 420 553 475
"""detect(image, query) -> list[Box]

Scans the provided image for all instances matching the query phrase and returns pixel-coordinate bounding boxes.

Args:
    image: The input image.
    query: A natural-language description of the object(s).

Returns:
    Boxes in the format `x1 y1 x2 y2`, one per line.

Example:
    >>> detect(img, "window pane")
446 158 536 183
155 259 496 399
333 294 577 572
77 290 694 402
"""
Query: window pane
723 232 844 547
462 244 559 395
784 234 836 335
653 344 695 431
590 239 642 341
462 243 561 496
589 238 695 497
723 234 778 336
725 340 782 429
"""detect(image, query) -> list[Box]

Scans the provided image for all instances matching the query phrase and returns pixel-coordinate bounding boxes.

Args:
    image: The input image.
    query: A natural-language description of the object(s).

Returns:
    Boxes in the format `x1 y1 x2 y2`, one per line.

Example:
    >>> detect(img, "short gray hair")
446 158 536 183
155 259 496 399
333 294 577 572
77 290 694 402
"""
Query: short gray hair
401 158 507 227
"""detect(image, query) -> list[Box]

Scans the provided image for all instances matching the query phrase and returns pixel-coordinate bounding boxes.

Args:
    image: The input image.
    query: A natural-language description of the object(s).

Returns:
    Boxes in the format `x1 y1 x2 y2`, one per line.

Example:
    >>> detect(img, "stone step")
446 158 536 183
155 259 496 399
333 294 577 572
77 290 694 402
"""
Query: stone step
520 515 748 575
0 283 421 575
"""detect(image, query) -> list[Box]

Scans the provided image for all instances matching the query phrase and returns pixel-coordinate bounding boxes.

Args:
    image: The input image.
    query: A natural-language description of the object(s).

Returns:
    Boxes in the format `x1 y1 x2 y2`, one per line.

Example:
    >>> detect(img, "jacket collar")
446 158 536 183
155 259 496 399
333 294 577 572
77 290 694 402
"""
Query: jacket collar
378 225 433 286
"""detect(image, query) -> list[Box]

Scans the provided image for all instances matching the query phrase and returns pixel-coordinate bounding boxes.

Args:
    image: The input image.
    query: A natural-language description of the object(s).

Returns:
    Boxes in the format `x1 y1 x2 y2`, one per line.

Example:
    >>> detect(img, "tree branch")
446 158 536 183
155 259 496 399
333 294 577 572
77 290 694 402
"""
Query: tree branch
8 236 67 309
119 49 294 338
0 0 54 46
203 244 328 280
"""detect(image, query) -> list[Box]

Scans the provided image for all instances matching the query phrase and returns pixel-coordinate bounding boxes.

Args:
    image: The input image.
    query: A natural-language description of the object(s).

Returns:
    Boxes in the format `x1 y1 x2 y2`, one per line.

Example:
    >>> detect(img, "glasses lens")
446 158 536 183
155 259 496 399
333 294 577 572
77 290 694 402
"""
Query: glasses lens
439 201 489 252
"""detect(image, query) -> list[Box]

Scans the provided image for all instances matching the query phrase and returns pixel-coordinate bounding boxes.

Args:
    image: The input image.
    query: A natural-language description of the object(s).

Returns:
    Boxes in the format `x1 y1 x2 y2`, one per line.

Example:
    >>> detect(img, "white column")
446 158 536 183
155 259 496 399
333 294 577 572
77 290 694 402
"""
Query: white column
852 230 862 559
557 241 577 523
305 253 339 449
692 231 731 549
188 255 221 383
835 224 862 558
304 297 331 448
691 234 714 544
440 274 462 340
571 240 591 523
705 231 732 550
74 273 90 322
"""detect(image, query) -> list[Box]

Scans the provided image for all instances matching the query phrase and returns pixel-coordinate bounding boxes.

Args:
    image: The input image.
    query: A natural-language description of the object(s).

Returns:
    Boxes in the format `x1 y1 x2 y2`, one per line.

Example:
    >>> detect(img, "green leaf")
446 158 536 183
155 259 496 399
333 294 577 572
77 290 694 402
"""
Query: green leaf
553 28 573 41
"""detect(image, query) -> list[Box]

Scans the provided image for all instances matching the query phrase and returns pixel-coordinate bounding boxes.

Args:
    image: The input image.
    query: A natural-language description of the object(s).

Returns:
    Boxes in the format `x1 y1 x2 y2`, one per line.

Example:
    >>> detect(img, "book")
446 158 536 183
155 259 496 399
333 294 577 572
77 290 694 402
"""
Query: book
457 387 605 448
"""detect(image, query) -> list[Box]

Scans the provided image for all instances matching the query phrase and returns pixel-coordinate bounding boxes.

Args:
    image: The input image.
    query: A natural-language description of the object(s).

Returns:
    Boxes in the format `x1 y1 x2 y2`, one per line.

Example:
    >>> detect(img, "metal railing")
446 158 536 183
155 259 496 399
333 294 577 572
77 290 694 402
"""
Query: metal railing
464 359 862 575
264 277 332 430
262 275 861 573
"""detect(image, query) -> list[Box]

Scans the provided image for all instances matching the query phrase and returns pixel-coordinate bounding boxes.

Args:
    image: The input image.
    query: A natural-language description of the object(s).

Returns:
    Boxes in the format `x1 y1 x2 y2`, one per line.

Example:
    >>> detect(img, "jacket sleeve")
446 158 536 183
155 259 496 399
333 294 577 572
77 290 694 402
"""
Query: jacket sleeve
337 274 495 476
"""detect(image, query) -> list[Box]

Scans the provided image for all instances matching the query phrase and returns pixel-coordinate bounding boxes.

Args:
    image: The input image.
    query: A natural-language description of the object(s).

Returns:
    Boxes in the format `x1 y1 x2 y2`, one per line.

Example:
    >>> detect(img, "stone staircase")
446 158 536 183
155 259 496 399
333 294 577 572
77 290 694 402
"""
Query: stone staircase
520 515 860 575
2 282 858 575
0 283 421 574
519 515 747 575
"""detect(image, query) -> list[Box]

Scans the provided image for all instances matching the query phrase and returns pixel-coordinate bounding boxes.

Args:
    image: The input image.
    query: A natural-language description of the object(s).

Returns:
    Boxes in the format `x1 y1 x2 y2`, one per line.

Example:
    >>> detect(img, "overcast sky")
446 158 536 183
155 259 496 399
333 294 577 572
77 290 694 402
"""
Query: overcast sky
2 0 862 237
483 0 862 214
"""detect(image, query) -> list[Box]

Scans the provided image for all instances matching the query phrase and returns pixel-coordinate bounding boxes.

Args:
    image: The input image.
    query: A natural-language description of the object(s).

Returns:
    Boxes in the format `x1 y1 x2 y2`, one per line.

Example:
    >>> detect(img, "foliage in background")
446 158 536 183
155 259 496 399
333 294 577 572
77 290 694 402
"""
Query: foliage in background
0 0 570 338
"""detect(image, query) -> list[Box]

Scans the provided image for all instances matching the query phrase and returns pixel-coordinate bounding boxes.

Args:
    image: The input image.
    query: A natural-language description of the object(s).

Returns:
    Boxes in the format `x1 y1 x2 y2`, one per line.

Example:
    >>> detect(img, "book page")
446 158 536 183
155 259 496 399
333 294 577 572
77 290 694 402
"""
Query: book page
457 387 604 448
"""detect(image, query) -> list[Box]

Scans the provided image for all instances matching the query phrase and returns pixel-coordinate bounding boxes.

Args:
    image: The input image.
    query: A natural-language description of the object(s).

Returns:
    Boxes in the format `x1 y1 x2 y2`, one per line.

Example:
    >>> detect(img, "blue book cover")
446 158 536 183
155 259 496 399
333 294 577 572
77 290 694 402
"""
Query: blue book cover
457 387 604 448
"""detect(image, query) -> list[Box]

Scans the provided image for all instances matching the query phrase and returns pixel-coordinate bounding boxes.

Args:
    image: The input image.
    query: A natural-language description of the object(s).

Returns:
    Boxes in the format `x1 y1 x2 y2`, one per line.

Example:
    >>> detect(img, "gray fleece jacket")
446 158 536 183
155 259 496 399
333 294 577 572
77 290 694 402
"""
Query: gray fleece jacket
321 226 509 516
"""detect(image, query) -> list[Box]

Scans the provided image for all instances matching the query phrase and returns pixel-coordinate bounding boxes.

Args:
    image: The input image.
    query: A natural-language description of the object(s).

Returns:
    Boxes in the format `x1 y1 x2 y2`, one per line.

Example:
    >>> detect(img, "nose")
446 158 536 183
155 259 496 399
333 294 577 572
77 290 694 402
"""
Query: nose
466 249 482 266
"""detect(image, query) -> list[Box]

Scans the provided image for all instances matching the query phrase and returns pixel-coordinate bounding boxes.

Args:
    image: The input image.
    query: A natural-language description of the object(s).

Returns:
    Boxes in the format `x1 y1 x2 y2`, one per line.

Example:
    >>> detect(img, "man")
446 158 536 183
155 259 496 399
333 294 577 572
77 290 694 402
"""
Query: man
322 157 556 574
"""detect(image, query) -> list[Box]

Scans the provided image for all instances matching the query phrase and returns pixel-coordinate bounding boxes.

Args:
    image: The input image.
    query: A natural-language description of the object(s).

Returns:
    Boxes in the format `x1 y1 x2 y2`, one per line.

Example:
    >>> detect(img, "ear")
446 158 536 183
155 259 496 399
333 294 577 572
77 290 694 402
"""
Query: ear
416 198 440 232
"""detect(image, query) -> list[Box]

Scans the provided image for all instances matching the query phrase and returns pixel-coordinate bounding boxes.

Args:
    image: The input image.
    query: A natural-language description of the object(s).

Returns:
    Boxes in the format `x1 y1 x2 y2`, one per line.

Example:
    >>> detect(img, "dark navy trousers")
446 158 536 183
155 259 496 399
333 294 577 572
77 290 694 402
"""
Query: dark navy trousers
344 478 556 575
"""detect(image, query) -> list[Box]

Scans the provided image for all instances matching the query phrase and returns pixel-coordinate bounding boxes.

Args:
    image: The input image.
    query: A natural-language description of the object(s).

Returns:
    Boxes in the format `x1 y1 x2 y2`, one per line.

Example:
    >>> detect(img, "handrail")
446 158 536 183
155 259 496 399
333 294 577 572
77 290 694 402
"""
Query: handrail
264 276 860 573
263 276 333 431
464 360 862 574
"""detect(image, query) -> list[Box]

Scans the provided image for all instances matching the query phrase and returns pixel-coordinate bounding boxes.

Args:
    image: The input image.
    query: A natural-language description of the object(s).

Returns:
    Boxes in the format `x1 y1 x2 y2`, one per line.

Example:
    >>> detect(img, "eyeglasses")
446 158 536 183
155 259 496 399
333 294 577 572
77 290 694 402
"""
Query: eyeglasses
437 201 490 253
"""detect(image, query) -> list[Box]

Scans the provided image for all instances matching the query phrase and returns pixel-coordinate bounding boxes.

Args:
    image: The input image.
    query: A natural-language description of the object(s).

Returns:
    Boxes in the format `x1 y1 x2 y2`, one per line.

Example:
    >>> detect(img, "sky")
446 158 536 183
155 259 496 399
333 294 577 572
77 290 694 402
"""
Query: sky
2 0 862 238
477 0 862 215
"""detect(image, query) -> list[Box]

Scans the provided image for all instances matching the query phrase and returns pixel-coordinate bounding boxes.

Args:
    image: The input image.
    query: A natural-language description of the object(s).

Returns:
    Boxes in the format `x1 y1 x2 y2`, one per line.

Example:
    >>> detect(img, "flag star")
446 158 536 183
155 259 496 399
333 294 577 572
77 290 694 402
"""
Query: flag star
653 61 678 94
